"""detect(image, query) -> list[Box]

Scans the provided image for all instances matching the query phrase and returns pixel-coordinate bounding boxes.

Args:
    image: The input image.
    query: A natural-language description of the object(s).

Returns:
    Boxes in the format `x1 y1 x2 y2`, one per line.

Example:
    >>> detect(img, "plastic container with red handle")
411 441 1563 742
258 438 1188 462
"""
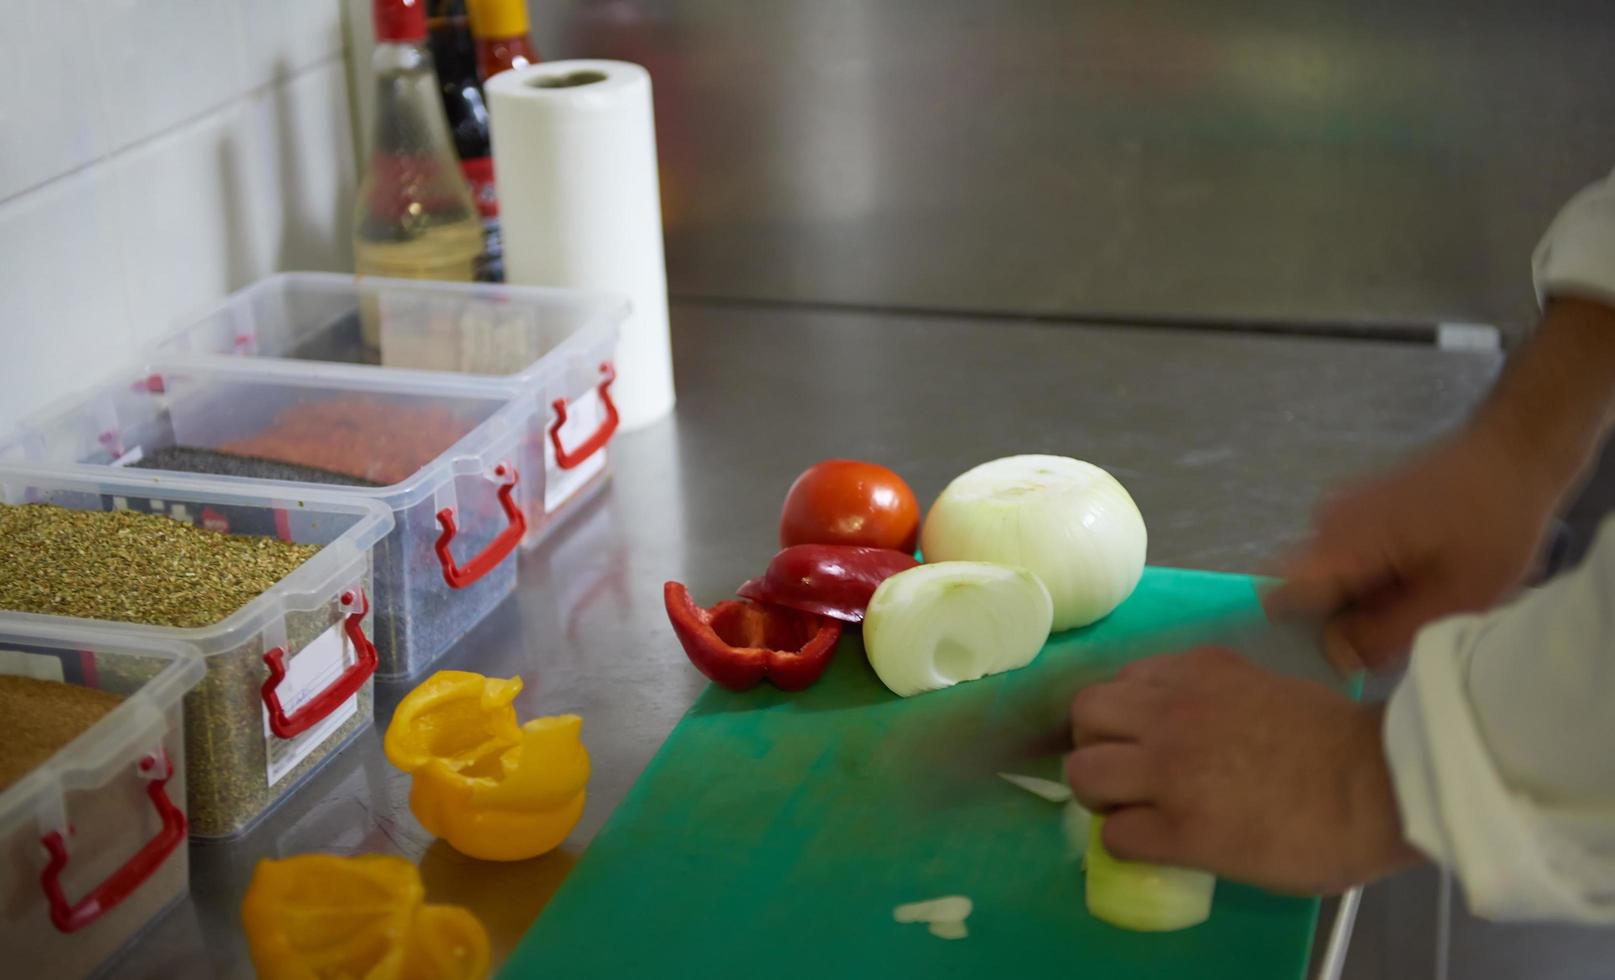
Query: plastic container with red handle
146 272 627 542
0 617 204 978
0 467 392 839
0 358 540 684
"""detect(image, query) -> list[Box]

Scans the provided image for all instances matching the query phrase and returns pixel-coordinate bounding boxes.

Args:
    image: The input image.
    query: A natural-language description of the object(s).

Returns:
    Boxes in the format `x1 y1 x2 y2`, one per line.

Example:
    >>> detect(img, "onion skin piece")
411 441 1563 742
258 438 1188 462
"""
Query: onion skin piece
1085 816 1215 931
737 545 919 623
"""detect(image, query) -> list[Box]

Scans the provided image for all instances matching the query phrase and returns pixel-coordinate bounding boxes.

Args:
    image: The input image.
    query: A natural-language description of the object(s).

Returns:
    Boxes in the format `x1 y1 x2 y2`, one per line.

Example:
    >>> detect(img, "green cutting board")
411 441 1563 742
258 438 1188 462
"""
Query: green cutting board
504 567 1325 979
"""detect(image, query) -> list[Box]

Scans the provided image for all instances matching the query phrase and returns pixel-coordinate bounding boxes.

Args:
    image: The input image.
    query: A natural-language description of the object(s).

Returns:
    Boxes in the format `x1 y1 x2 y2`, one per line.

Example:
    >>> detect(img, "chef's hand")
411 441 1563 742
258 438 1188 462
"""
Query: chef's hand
1264 425 1556 673
1064 647 1423 895
1267 298 1615 673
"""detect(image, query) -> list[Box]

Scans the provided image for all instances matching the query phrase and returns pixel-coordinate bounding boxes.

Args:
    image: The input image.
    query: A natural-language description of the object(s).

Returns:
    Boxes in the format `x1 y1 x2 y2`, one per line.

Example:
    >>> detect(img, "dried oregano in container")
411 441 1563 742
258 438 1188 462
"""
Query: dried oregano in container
0 502 374 838
0 504 319 626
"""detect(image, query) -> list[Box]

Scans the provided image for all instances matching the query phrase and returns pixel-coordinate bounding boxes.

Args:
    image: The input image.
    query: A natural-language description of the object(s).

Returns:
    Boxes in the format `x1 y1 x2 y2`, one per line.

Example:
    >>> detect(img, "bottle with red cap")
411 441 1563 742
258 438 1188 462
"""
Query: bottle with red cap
426 0 502 281
466 0 540 82
353 0 485 344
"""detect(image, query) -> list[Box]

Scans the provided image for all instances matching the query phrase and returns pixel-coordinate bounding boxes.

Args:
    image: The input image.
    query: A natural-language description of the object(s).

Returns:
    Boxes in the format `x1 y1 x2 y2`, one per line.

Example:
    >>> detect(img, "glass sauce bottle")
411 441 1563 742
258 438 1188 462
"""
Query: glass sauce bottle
354 0 484 346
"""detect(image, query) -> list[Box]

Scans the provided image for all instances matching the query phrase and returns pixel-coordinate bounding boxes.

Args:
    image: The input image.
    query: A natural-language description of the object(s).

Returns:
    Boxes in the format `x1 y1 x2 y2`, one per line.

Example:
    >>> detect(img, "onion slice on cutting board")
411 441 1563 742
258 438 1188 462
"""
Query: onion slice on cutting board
864 561 1053 697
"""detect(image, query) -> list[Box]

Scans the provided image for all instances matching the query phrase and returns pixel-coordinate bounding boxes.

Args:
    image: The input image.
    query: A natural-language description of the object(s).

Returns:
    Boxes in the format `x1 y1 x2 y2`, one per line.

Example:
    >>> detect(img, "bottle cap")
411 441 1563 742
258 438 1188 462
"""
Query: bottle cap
374 0 427 42
467 0 530 40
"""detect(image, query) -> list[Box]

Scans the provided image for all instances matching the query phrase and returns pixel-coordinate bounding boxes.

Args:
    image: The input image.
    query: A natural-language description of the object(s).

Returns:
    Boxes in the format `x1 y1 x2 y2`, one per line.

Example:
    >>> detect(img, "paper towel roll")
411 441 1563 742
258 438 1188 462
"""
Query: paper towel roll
486 60 675 431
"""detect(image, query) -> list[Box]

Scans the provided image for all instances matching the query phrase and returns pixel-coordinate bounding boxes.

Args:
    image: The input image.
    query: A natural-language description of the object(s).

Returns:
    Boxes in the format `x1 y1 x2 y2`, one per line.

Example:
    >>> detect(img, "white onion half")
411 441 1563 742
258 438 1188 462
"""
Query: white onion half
864 562 1053 697
1085 816 1215 931
919 455 1147 631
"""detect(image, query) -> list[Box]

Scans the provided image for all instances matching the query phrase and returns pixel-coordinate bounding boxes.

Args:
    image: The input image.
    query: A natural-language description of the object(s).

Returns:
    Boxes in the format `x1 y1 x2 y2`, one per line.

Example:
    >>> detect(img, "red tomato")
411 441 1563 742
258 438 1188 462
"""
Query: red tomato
779 460 920 552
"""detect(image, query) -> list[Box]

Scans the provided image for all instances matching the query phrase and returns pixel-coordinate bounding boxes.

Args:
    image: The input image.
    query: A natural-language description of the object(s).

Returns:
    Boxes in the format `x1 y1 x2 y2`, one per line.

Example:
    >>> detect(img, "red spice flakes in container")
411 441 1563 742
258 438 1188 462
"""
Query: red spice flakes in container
0 362 541 681
148 273 627 547
221 398 475 486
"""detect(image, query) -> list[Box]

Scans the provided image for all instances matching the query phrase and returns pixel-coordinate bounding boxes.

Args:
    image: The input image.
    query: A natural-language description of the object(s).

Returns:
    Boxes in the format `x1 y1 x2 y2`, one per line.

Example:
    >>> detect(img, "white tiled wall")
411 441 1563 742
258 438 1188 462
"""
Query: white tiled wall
0 0 358 429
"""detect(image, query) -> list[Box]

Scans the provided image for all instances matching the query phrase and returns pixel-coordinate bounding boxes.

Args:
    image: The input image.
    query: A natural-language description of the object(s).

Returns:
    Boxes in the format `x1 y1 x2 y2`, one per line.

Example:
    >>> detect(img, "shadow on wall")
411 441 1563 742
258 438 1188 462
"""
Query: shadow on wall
217 133 260 289
273 56 353 273
215 56 353 303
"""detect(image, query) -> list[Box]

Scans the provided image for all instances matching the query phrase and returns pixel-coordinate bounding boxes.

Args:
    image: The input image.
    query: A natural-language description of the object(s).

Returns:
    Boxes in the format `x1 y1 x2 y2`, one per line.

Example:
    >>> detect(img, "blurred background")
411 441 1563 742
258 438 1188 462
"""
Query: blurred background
5 0 1614 427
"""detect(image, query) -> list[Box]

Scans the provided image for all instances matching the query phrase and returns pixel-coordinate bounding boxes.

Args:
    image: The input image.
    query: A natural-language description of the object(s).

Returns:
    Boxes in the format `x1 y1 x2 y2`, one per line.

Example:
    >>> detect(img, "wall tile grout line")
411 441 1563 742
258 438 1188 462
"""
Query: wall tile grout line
0 49 348 212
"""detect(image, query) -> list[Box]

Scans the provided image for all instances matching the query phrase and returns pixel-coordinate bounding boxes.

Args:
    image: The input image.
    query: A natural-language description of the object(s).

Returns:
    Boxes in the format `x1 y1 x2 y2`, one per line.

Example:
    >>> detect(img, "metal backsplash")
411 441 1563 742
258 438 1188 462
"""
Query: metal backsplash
532 1 1614 336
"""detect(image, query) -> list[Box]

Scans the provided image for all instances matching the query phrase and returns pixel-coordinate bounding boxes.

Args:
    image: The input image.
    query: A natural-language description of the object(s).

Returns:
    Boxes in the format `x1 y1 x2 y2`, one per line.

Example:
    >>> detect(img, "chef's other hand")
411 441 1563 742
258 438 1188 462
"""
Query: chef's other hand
1266 297 1615 674
1264 424 1556 673
1064 647 1422 895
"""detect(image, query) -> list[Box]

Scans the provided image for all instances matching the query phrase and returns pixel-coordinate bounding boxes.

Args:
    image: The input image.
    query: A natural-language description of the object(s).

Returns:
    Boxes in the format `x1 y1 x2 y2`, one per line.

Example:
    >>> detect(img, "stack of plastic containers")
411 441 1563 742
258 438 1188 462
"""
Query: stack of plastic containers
0 274 625 973
0 468 392 841
1 361 540 680
151 273 629 542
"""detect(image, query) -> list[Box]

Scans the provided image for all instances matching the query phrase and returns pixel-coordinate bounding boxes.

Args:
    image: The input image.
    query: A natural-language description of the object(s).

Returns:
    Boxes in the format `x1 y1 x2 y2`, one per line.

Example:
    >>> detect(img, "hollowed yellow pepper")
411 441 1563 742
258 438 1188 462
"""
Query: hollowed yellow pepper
384 671 590 862
241 853 489 980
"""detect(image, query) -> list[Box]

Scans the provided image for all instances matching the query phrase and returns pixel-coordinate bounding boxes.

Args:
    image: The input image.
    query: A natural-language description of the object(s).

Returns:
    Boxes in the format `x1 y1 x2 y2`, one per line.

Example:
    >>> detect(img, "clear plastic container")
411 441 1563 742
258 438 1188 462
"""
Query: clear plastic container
150 272 629 542
0 619 203 979
0 467 392 840
0 360 541 683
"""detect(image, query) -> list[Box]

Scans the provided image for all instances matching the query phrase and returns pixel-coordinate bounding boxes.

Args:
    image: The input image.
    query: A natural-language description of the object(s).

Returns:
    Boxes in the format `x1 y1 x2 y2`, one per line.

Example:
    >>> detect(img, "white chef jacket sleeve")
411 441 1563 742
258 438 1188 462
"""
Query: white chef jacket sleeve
1385 512 1615 922
1534 167 1615 310
1385 168 1615 923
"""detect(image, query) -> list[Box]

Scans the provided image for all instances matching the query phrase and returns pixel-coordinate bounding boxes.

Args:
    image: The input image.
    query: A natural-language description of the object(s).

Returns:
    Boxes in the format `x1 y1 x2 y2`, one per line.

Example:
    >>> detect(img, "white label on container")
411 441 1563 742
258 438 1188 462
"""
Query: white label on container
110 445 144 467
263 621 360 787
0 648 65 682
545 388 609 513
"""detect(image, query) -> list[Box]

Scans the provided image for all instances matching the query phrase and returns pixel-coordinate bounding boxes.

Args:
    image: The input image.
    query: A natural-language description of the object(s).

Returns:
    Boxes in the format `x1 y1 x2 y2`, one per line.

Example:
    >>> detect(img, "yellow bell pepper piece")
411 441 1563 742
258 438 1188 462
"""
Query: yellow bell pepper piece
385 671 591 862
241 854 489 980
404 905 494 980
383 671 524 773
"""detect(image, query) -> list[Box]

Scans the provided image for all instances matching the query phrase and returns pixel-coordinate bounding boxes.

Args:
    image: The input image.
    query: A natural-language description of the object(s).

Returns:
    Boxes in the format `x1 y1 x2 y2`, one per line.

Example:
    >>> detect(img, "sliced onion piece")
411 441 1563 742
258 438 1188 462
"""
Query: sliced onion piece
893 895 973 924
927 920 969 940
864 562 1053 697
1085 816 1215 931
920 455 1147 631
894 895 973 940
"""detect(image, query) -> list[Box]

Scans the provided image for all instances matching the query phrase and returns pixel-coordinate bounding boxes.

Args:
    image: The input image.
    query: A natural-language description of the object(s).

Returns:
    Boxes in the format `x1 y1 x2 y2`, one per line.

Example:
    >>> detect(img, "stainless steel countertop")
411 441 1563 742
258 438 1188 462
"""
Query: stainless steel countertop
112 301 1500 978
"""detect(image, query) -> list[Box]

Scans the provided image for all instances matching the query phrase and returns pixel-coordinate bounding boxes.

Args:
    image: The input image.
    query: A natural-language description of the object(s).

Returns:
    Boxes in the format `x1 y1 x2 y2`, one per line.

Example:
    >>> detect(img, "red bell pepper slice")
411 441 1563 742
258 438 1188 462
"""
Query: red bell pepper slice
737 545 919 623
664 582 842 691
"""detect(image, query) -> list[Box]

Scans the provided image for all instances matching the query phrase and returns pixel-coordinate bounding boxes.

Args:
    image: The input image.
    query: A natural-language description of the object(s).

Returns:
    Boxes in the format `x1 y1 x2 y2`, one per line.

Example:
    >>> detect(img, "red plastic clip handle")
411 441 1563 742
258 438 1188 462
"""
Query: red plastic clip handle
548 362 620 470
261 590 379 739
40 750 186 934
434 464 527 589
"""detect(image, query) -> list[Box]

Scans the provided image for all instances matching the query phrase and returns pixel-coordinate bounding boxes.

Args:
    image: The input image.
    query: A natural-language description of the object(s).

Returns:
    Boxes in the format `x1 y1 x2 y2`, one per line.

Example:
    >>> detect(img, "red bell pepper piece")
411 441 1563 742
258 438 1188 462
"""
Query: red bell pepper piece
664 582 842 691
737 545 919 623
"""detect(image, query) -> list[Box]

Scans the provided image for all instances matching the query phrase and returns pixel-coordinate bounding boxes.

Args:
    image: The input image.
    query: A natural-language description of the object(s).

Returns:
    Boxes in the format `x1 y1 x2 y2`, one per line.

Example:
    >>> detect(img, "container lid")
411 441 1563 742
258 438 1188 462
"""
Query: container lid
150 272 629 395
374 0 427 42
